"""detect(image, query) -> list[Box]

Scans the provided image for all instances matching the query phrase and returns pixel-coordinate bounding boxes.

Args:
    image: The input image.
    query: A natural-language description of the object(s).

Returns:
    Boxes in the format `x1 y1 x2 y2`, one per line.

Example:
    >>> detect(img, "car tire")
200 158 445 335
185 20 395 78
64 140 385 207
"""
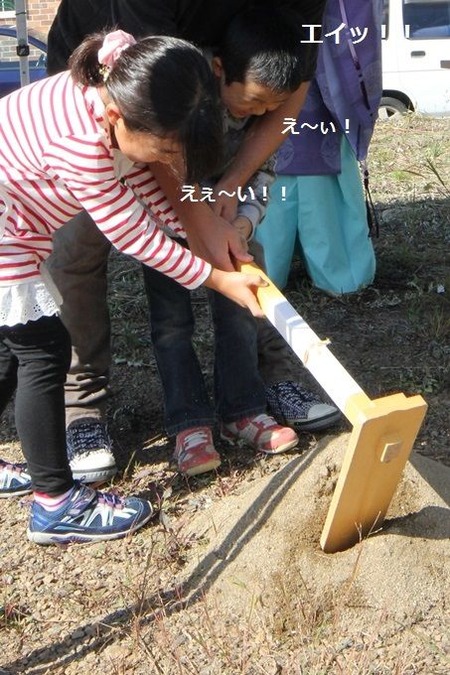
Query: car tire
378 96 409 120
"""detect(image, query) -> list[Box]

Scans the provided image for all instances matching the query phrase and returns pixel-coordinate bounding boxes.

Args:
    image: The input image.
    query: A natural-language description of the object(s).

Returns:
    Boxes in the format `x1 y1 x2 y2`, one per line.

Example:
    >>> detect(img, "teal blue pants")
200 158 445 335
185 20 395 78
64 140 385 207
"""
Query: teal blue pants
255 138 376 294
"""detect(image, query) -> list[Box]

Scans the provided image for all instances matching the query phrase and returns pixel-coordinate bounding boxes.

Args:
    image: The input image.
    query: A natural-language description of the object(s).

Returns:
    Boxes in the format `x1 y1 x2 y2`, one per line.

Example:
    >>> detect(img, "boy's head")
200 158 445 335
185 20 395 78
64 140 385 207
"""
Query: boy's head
213 6 307 118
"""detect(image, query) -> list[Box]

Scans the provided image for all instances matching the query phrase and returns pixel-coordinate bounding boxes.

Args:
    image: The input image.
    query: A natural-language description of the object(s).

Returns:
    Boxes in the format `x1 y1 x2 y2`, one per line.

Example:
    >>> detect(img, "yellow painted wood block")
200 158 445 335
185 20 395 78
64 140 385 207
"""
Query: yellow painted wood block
321 392 428 552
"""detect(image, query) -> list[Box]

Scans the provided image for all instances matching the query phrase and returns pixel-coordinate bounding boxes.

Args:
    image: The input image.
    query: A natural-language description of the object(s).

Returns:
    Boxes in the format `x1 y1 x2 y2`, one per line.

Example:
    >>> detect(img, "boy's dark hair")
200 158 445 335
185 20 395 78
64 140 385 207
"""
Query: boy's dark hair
217 7 307 92
70 33 223 184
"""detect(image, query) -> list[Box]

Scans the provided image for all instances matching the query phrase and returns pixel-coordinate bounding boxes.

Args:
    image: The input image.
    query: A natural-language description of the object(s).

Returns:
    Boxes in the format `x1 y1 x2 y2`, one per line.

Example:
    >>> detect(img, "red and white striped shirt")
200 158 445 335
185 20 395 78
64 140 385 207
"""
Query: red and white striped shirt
0 71 209 290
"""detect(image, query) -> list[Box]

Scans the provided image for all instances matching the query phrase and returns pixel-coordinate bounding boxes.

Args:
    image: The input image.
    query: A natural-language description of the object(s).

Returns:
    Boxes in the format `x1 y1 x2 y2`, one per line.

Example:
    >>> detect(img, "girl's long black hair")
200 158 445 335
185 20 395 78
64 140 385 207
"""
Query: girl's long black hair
70 32 223 183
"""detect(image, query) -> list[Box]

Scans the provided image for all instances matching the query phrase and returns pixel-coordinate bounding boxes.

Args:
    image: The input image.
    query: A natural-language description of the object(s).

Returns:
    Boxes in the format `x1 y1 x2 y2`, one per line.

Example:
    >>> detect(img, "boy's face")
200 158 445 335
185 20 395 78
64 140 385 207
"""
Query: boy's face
213 58 291 118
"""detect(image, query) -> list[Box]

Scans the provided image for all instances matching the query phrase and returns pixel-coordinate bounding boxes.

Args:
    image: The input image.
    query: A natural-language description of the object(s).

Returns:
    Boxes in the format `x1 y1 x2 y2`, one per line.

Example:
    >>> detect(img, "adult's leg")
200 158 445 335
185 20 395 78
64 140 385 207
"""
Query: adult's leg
2 316 73 495
254 176 299 289
295 137 376 295
46 211 112 425
45 212 116 482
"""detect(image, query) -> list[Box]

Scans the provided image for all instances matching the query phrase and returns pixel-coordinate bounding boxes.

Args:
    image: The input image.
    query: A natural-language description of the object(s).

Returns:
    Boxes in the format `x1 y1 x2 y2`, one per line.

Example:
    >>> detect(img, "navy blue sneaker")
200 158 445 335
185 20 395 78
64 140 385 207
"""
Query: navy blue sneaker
27 483 153 545
266 381 341 431
0 459 32 498
67 420 117 484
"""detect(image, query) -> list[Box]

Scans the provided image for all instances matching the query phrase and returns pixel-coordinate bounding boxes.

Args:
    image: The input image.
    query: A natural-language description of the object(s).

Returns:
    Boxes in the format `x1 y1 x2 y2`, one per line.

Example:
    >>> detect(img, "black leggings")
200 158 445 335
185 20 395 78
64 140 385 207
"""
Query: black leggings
0 315 73 495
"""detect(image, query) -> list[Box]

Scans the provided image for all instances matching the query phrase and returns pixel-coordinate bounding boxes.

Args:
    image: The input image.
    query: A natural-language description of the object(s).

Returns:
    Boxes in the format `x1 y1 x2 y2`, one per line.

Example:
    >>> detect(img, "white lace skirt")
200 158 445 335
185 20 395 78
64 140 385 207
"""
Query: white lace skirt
0 281 59 327
1 191 61 326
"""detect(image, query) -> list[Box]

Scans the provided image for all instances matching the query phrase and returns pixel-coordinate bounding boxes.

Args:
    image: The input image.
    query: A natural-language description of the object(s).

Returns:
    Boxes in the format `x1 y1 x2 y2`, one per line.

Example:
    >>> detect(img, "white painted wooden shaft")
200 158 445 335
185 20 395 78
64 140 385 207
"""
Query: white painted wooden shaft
266 296 365 414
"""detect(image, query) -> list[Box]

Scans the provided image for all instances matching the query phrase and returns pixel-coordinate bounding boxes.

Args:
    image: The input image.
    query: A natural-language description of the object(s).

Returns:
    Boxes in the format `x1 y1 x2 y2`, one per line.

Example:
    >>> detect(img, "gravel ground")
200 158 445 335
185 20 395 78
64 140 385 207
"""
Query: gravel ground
0 115 449 673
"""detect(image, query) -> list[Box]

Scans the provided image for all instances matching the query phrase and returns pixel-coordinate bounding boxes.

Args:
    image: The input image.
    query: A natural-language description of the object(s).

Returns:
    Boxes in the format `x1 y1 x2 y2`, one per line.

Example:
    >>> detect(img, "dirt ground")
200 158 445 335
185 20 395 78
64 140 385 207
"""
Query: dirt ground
0 115 449 674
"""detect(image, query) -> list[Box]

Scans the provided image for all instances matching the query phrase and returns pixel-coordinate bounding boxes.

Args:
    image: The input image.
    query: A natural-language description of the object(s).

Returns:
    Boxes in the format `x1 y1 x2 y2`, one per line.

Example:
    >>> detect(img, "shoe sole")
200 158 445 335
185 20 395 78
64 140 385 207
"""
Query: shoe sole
220 431 299 455
286 410 342 432
0 487 32 498
181 457 222 477
70 466 118 484
26 507 153 545
257 437 299 455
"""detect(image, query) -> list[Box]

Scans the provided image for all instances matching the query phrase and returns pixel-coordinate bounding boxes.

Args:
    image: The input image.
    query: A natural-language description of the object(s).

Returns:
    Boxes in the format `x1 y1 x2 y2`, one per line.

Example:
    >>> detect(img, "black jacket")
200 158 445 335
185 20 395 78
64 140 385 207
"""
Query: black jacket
47 0 327 76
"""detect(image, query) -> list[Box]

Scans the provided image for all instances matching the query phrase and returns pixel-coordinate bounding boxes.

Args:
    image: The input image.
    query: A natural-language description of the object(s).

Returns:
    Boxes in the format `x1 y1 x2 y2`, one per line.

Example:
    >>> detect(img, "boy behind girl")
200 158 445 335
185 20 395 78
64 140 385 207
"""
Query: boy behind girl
47 0 339 484
143 7 308 475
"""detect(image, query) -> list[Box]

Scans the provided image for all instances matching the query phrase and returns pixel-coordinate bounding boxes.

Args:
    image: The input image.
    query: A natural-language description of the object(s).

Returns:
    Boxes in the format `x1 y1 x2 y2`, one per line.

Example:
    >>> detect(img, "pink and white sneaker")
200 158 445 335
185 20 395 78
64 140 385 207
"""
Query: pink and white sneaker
173 427 222 477
220 413 299 455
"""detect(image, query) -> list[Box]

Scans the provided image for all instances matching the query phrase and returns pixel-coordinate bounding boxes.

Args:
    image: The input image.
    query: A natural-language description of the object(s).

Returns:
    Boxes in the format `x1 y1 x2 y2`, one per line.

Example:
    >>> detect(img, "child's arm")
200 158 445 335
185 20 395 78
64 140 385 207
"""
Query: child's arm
212 82 310 221
119 163 268 314
43 138 264 314
148 161 253 271
203 267 266 317
232 215 253 241
234 151 277 239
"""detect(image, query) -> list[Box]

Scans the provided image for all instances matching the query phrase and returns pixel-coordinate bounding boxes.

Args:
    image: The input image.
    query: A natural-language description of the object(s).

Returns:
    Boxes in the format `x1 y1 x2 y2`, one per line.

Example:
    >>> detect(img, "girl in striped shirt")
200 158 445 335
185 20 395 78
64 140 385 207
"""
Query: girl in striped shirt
0 30 265 545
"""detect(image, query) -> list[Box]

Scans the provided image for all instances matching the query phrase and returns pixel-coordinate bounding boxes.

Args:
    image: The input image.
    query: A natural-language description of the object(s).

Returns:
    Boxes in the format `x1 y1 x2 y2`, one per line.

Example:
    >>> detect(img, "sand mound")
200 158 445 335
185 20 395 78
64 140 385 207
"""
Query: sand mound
176 433 449 670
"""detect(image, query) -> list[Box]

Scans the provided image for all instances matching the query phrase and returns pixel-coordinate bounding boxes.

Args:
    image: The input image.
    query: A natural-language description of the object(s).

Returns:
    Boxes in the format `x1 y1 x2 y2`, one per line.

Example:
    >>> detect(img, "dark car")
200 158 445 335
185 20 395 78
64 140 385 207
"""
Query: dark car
0 26 47 97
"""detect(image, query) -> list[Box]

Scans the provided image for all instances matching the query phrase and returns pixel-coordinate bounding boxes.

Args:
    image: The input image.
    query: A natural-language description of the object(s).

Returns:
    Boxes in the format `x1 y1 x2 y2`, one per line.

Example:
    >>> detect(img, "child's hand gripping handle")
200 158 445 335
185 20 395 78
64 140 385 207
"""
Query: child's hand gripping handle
204 264 269 317
237 262 286 312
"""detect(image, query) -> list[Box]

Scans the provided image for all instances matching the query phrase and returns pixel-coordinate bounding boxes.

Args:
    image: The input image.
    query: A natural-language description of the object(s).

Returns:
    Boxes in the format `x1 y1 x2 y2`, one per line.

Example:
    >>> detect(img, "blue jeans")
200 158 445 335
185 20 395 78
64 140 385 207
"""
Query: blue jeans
46 215 302 425
142 264 267 436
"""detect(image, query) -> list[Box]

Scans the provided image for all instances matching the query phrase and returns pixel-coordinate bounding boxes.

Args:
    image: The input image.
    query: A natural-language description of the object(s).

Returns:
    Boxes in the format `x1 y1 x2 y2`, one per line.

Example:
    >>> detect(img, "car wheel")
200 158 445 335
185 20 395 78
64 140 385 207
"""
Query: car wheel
378 96 409 120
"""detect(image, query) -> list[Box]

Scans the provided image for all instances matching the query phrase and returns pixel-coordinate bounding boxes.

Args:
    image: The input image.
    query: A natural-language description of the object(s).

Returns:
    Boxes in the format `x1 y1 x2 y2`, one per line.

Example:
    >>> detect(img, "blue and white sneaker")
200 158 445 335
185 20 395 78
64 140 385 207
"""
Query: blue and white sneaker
266 381 341 431
27 483 153 545
0 459 32 498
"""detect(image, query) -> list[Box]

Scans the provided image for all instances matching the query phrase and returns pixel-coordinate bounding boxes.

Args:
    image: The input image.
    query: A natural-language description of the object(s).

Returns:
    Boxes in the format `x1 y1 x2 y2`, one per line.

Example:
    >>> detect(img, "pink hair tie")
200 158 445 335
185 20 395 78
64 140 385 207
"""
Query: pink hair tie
98 30 137 77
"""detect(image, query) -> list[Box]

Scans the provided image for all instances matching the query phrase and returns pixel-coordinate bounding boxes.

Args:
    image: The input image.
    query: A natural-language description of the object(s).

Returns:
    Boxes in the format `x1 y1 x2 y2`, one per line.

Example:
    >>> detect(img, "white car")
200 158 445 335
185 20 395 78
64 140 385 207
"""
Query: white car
381 0 450 117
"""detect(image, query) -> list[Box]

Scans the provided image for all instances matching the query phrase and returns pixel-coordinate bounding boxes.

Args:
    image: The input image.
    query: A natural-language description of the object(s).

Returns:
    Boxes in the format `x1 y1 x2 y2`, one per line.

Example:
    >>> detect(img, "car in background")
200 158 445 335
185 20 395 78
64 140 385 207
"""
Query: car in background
381 0 450 118
0 25 47 97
